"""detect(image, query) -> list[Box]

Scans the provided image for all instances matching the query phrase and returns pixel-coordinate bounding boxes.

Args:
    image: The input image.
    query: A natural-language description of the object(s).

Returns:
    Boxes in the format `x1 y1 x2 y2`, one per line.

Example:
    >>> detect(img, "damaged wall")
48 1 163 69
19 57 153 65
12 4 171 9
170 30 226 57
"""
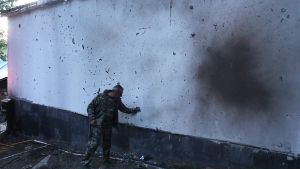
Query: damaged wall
7 0 300 155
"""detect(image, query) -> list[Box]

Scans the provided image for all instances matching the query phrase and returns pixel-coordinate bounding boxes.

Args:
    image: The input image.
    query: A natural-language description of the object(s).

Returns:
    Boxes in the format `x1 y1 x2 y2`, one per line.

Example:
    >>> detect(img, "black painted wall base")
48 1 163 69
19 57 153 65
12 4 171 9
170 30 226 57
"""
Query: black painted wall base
13 99 299 169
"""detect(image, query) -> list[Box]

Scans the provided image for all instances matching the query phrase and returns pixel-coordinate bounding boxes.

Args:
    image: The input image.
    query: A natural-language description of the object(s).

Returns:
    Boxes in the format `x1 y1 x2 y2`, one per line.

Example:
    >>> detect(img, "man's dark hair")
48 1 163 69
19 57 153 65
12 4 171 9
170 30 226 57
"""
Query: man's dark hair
113 83 123 92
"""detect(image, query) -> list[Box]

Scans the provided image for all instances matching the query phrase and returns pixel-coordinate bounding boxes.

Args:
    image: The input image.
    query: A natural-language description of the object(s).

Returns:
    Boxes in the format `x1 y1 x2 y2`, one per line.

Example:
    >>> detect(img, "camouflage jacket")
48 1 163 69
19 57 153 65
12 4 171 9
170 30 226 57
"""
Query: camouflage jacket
87 90 136 127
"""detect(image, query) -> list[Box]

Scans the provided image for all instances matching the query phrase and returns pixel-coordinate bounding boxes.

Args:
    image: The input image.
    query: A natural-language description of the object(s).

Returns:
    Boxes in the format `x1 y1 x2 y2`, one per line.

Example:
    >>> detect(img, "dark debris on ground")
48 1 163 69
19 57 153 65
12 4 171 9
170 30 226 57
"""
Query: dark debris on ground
0 134 216 169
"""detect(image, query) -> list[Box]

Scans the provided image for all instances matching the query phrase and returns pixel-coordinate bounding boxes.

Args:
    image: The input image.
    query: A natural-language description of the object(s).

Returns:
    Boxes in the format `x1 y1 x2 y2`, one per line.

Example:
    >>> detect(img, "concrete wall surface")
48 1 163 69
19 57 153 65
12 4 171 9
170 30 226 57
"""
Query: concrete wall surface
7 0 300 154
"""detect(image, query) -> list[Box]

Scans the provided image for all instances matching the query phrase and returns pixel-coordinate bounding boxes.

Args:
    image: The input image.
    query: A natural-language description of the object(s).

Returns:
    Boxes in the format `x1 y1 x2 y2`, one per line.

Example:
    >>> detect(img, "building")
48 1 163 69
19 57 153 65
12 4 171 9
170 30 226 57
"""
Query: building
2 0 300 168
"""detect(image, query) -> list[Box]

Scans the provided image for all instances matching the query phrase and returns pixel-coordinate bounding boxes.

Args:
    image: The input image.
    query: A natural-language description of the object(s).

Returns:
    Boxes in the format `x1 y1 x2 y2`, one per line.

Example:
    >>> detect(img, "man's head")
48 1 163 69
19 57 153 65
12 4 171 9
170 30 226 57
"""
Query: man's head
111 83 123 98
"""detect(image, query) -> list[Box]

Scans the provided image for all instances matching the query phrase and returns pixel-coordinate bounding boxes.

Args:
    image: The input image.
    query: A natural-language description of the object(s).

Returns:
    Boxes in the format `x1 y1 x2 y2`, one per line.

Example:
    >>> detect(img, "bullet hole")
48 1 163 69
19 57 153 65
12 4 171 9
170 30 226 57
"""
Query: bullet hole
82 44 85 50
286 15 290 19
58 15 61 18
213 24 218 31
70 15 73 17
35 38 38 41
189 5 194 10
136 32 140 36
97 58 102 62
18 24 21 28
136 96 138 98
197 35 272 111
48 66 51 69
173 52 176 55
279 76 283 81
105 68 110 74
134 71 137 74
59 56 64 62
281 8 287 12
190 33 196 38
202 18 205 22
83 88 86 91
72 38 75 44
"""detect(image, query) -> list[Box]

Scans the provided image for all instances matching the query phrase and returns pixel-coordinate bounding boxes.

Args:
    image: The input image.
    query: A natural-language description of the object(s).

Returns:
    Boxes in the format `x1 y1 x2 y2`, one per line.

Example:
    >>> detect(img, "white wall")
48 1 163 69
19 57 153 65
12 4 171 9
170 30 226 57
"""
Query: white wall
7 0 300 154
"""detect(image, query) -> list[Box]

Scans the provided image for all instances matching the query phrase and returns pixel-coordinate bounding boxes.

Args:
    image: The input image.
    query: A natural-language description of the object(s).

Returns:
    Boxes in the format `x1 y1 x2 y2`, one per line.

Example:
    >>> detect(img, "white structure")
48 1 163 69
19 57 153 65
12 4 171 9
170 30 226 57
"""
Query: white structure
6 0 300 155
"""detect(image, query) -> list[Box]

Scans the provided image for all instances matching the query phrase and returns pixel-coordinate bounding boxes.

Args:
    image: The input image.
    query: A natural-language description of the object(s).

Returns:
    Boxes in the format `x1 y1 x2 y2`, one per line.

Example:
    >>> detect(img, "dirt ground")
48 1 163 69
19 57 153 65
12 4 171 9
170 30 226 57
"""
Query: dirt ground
0 135 162 169
0 134 215 169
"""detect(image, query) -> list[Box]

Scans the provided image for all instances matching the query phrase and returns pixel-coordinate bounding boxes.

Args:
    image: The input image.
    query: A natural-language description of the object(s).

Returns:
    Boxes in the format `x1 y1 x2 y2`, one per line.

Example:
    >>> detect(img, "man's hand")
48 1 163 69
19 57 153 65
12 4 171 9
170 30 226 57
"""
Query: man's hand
132 107 141 114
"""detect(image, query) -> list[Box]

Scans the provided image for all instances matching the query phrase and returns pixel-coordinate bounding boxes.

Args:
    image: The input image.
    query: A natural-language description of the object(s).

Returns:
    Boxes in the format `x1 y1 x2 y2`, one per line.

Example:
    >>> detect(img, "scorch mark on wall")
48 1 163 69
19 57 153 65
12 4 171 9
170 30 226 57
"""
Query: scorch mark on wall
197 34 272 112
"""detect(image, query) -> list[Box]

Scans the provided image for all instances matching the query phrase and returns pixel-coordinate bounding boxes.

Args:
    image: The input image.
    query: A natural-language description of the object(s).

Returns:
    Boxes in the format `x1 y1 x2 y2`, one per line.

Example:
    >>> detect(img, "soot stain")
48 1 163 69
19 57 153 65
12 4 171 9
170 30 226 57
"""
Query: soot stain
198 35 272 111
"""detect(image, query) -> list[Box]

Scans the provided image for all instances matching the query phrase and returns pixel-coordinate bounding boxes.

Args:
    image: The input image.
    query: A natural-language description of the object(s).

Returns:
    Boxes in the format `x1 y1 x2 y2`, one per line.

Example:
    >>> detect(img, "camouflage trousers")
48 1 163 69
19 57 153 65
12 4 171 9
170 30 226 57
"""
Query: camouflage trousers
82 124 112 165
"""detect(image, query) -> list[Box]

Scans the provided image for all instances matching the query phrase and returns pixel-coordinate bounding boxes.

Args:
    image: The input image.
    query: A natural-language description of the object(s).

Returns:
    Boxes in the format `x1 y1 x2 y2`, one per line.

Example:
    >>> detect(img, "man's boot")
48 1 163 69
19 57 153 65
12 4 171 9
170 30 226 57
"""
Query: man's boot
81 159 91 169
103 149 111 164
81 152 92 168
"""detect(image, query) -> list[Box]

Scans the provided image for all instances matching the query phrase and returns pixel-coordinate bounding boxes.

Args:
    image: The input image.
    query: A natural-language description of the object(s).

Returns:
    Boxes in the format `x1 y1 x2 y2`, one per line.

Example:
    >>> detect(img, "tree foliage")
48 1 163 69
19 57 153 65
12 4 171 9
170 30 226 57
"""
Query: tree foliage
0 39 7 61
0 0 15 11
0 0 16 61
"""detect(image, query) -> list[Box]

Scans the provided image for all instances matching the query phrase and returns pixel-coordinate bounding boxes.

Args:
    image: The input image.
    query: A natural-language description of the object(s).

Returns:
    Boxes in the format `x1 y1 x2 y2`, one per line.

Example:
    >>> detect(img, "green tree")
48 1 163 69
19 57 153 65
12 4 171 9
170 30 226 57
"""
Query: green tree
0 39 7 61
0 0 16 61
0 0 15 11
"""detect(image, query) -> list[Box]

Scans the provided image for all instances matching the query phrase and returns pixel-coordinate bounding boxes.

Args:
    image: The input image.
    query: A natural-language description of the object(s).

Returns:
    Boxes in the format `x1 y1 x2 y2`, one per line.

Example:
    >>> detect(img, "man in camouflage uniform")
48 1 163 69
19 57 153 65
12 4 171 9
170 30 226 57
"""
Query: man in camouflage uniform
81 83 140 167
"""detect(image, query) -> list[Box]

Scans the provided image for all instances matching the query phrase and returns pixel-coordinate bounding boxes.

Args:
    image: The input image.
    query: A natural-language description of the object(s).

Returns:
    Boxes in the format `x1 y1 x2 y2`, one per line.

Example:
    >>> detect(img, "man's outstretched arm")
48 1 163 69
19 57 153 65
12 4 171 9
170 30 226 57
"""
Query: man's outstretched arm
118 100 140 114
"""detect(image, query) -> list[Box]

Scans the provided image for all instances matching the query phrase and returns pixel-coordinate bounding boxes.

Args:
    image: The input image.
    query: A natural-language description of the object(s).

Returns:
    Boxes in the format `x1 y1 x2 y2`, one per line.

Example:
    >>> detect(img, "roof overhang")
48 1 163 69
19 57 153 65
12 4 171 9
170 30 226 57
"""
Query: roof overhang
0 0 68 17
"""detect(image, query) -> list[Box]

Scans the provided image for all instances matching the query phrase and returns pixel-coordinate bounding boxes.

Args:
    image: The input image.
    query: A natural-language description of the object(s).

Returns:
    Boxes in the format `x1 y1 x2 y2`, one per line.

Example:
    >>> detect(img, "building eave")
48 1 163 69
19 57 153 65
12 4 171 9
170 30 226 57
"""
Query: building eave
0 0 68 17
